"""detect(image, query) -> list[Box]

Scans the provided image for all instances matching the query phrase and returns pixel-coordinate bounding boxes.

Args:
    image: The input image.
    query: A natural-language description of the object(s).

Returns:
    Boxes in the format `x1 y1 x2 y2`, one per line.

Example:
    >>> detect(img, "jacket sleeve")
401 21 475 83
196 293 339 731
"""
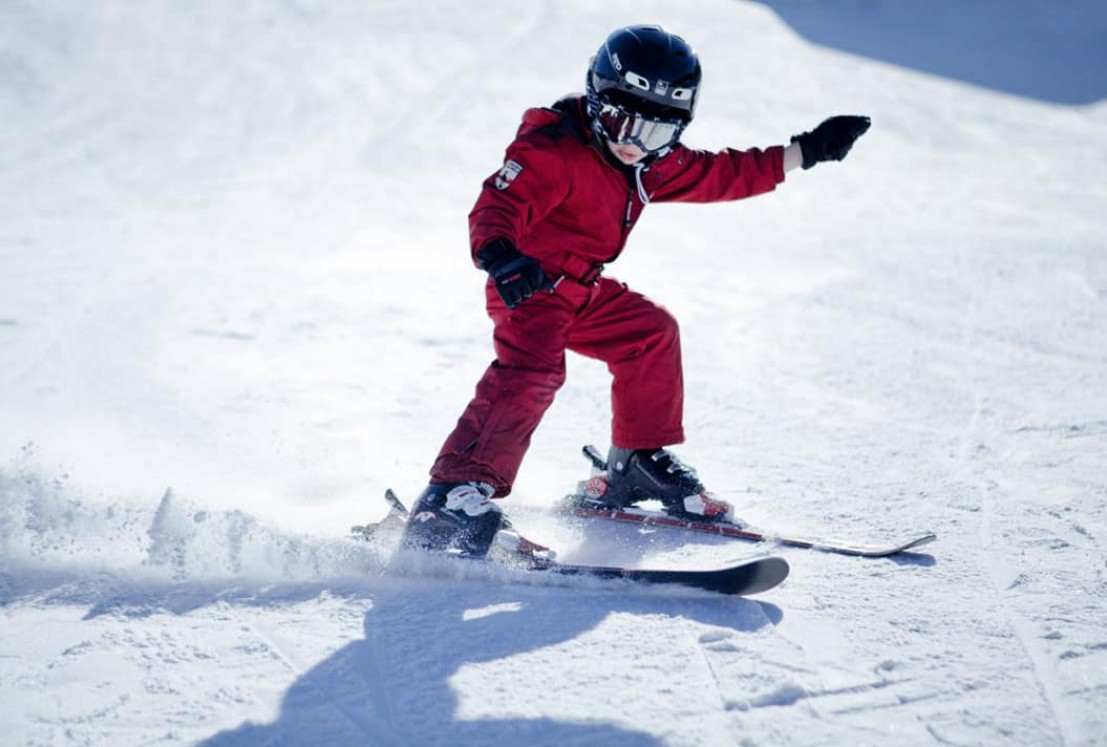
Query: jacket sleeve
650 144 785 203
468 137 571 265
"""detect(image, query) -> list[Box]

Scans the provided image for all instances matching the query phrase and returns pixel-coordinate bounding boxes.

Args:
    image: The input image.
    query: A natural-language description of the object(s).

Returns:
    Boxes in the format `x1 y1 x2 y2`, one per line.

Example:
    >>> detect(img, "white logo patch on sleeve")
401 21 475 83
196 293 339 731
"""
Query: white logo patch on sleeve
494 159 524 190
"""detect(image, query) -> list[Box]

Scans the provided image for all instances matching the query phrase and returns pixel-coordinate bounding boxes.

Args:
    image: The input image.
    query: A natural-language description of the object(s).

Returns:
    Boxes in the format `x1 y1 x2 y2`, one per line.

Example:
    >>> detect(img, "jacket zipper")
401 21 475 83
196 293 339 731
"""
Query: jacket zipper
623 163 650 229
633 163 650 205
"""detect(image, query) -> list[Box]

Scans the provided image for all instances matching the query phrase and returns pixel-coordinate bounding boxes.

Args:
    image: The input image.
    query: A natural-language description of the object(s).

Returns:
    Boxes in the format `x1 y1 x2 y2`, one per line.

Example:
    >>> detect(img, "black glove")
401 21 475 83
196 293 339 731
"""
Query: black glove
476 238 554 309
791 115 871 169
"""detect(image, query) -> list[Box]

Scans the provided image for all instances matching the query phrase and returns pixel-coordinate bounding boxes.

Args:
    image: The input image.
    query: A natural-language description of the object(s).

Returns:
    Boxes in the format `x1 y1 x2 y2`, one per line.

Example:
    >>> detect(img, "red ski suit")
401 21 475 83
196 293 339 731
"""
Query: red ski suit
432 97 785 496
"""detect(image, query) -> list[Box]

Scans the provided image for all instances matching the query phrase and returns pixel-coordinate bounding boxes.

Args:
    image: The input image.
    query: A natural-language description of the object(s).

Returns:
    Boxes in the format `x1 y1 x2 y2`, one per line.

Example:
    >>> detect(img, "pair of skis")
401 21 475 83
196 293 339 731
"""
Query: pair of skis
355 445 936 597
355 489 790 597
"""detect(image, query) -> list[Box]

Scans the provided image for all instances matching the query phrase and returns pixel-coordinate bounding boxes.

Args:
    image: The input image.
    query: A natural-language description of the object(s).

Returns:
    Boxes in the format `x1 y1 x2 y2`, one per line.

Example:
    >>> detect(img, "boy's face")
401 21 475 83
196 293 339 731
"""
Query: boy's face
605 140 649 165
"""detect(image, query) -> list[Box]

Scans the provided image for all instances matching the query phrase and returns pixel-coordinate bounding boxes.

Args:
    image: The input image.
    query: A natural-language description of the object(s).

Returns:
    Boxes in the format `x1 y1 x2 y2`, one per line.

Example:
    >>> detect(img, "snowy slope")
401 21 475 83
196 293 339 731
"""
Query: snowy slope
2 1 1106 745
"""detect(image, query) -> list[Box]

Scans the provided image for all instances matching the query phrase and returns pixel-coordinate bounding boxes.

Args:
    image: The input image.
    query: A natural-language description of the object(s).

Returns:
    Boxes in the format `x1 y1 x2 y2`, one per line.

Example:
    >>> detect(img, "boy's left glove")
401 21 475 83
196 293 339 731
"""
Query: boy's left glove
791 115 871 169
476 238 554 309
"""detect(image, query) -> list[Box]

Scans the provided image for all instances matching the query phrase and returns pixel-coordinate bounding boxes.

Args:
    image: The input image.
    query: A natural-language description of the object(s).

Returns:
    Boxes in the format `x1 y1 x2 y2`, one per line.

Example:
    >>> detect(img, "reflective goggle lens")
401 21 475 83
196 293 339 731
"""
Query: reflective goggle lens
597 103 681 152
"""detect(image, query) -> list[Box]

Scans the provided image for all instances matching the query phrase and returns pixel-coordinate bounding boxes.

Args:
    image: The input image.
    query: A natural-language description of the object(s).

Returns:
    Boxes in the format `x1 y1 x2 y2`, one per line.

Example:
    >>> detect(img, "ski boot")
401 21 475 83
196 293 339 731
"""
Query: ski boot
400 481 504 557
597 446 735 522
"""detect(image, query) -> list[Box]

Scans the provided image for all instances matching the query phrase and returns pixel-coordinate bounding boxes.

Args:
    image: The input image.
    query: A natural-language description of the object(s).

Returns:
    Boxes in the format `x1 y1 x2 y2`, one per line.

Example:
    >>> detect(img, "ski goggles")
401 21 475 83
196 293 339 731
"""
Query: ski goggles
595 102 684 153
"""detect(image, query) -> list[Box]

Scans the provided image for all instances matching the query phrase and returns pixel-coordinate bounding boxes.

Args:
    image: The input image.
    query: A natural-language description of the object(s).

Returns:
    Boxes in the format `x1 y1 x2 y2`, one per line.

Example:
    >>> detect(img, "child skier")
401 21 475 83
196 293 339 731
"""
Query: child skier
401 24 870 556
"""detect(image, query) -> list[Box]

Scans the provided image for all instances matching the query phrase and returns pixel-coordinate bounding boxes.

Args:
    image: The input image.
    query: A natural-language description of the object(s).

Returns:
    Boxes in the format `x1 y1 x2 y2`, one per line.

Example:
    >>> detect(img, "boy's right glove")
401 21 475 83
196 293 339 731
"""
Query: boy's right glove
791 115 871 169
476 238 554 309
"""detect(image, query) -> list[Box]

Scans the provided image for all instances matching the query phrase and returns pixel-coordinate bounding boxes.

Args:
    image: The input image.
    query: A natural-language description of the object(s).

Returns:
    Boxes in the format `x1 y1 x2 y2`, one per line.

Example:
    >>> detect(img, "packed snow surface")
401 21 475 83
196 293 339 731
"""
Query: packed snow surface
2 1 1106 745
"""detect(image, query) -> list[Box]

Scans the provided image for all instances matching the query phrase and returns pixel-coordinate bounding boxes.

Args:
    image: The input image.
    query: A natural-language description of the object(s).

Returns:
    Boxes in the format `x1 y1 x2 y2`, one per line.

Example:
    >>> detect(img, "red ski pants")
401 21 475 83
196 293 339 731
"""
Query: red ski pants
431 276 684 496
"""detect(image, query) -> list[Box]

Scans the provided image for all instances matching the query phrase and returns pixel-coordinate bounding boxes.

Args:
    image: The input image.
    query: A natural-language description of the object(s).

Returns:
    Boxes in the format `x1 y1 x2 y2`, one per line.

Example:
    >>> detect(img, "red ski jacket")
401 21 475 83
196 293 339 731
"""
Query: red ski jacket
469 96 785 284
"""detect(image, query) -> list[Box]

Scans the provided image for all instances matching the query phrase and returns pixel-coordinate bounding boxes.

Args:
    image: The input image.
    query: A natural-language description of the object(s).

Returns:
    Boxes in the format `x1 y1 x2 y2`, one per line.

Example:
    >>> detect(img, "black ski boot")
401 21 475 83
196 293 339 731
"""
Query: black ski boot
604 447 734 522
400 481 504 557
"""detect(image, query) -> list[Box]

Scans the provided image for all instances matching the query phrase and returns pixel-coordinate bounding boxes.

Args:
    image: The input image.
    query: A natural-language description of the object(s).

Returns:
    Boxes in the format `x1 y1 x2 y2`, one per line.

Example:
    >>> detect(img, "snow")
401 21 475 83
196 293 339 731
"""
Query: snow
2 0 1106 744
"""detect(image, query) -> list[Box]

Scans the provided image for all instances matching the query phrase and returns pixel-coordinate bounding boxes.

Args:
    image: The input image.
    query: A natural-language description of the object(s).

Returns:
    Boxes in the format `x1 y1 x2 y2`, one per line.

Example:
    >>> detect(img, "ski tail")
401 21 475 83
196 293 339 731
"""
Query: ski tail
582 444 608 471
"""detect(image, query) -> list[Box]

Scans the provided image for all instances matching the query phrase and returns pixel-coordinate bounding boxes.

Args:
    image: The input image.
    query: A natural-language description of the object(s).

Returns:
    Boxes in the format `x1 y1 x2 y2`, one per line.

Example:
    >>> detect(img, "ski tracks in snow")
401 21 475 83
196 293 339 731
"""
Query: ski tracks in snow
958 378 1107 745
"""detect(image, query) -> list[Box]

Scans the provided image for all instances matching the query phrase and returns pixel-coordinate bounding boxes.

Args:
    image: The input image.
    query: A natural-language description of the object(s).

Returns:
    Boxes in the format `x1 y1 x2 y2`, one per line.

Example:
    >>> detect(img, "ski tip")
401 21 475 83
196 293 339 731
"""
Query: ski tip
904 532 938 551
845 532 938 557
745 555 790 595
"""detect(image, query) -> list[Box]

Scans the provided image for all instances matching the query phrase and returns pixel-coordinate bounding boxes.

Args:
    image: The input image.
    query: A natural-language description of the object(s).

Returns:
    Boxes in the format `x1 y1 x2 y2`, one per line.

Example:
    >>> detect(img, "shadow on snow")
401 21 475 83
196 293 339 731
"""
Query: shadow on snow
0 562 778 746
199 580 777 746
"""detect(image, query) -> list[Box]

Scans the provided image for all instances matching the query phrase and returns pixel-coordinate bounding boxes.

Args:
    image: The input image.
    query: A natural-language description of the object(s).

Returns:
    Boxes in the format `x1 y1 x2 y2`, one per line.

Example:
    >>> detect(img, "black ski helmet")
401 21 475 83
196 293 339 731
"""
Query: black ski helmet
586 25 702 150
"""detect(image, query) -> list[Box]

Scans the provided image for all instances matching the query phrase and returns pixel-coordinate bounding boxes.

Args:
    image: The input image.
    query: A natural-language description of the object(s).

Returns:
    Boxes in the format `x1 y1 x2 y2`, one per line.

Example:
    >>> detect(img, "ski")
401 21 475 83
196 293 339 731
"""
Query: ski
528 554 789 596
559 503 935 558
353 490 789 596
568 444 937 558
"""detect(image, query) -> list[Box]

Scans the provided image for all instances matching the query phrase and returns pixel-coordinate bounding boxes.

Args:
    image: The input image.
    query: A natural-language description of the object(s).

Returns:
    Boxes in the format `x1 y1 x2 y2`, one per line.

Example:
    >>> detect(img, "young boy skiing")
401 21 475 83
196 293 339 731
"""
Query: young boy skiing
401 24 870 557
